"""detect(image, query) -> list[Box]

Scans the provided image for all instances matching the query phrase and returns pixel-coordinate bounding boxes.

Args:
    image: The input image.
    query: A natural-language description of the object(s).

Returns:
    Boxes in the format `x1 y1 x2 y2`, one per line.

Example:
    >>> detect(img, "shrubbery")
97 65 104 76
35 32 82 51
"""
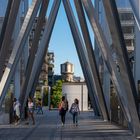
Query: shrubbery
50 80 62 108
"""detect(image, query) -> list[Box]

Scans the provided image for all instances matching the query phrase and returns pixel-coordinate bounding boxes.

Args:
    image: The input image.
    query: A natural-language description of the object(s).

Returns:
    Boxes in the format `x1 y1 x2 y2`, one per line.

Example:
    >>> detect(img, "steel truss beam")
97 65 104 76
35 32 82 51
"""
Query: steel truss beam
0 0 21 80
82 0 132 125
20 0 61 110
63 0 108 117
0 0 42 108
102 0 140 136
0 0 13 51
129 0 140 30
19 0 49 111
74 0 109 120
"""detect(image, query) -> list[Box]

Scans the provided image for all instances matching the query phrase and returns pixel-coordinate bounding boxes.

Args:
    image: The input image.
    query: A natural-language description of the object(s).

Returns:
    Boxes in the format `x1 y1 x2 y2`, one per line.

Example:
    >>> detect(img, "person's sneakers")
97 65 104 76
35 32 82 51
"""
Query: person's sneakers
14 122 18 126
17 120 20 124
62 123 64 126
25 122 29 125
14 120 20 126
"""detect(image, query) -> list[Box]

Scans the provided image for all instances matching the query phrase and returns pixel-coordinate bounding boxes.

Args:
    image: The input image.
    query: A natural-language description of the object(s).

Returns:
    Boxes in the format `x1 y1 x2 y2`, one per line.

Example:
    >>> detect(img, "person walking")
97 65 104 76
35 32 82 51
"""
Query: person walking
36 98 43 114
13 98 21 125
27 97 35 125
70 98 80 126
59 96 68 126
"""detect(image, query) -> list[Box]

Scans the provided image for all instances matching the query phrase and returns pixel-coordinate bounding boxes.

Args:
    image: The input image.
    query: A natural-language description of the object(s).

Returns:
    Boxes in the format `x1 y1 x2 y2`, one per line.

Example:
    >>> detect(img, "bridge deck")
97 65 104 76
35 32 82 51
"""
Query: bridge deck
0 109 137 140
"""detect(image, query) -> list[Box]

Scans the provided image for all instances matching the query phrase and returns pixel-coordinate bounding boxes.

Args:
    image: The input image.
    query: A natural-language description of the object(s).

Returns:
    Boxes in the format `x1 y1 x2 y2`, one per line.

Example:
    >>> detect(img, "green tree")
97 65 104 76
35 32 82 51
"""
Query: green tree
51 80 63 108
43 87 48 106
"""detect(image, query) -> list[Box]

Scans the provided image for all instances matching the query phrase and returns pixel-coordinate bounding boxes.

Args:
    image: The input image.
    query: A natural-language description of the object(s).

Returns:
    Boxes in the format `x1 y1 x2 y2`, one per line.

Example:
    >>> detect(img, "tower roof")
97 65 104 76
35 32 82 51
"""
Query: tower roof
63 61 73 65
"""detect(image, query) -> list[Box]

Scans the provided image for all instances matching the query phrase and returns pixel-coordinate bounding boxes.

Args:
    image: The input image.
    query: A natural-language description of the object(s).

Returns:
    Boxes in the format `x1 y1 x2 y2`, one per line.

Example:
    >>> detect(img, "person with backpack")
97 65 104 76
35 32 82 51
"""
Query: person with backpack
69 98 80 126
59 96 68 126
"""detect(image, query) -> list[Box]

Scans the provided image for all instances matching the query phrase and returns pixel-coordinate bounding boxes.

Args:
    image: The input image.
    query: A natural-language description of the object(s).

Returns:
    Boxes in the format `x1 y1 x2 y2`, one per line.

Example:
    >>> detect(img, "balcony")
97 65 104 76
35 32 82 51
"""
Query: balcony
126 46 134 51
124 34 135 39
42 64 48 71
121 20 134 26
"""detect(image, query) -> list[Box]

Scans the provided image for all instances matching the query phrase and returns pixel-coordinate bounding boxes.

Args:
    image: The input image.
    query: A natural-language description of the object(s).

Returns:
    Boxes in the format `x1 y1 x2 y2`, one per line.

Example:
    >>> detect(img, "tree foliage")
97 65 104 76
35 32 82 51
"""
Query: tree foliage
42 87 48 106
51 80 63 108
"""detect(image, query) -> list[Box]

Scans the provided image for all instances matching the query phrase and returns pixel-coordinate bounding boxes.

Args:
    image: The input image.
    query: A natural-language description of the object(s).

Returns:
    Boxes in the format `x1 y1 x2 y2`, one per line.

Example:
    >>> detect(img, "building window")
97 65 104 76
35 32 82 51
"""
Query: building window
119 13 134 21
122 26 134 34
125 39 132 46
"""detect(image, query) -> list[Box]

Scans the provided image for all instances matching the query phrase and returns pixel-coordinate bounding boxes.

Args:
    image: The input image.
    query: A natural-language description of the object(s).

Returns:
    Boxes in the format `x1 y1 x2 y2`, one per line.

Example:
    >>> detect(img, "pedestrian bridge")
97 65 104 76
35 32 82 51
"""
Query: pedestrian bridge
0 109 137 140
0 0 140 139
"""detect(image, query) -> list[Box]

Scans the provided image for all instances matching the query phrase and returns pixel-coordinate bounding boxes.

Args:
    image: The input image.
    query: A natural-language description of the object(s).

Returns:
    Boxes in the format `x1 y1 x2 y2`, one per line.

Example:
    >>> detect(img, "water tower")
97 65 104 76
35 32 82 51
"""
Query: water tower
61 61 74 82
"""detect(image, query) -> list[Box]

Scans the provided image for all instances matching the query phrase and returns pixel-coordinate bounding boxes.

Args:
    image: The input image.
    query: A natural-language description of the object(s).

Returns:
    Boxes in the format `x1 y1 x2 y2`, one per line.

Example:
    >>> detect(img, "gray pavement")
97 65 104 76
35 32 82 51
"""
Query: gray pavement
0 108 137 140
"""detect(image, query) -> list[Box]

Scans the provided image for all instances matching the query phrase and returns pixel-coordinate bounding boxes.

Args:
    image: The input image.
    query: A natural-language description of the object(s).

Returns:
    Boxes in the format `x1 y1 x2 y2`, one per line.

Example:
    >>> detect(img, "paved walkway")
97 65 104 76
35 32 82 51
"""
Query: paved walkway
0 109 137 140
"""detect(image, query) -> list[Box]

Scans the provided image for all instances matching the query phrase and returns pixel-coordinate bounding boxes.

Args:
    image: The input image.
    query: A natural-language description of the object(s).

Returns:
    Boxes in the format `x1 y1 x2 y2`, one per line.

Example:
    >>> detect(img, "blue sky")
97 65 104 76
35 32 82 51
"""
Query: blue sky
29 0 95 78
48 1 83 77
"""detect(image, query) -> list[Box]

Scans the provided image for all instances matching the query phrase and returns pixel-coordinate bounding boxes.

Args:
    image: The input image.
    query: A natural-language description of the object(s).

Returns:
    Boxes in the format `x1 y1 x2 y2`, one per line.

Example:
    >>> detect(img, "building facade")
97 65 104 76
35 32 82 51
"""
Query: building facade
28 18 55 88
38 52 54 87
62 82 88 111
94 0 136 122
116 0 135 72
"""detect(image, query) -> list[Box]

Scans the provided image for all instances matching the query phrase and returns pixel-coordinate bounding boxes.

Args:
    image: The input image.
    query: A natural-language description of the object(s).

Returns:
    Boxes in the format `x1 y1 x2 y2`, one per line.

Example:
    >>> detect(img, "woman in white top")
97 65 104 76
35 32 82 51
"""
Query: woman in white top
28 97 35 125
70 98 80 126
13 98 20 125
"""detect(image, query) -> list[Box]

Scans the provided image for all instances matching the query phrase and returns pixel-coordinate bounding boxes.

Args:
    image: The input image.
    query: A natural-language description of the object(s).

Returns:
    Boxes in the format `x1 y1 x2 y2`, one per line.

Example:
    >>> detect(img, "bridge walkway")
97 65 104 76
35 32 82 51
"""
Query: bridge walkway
0 108 137 140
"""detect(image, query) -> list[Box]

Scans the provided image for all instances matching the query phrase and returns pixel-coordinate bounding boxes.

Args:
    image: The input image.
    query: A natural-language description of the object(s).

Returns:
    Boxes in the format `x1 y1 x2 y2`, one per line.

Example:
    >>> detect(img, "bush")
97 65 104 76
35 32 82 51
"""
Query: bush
51 80 62 108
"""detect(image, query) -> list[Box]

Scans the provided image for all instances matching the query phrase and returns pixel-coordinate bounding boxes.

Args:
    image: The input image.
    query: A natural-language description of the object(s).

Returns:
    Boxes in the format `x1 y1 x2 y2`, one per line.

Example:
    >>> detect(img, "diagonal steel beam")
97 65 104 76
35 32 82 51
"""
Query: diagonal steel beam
20 0 61 111
19 0 49 109
102 0 140 136
82 0 132 125
0 0 13 51
0 0 42 108
0 0 21 80
129 0 140 30
74 0 109 120
63 0 104 117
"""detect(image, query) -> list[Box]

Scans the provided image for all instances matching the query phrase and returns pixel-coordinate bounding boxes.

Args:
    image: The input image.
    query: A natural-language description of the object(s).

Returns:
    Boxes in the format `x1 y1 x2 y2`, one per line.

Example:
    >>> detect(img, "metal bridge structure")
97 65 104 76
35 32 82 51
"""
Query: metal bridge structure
0 0 140 138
